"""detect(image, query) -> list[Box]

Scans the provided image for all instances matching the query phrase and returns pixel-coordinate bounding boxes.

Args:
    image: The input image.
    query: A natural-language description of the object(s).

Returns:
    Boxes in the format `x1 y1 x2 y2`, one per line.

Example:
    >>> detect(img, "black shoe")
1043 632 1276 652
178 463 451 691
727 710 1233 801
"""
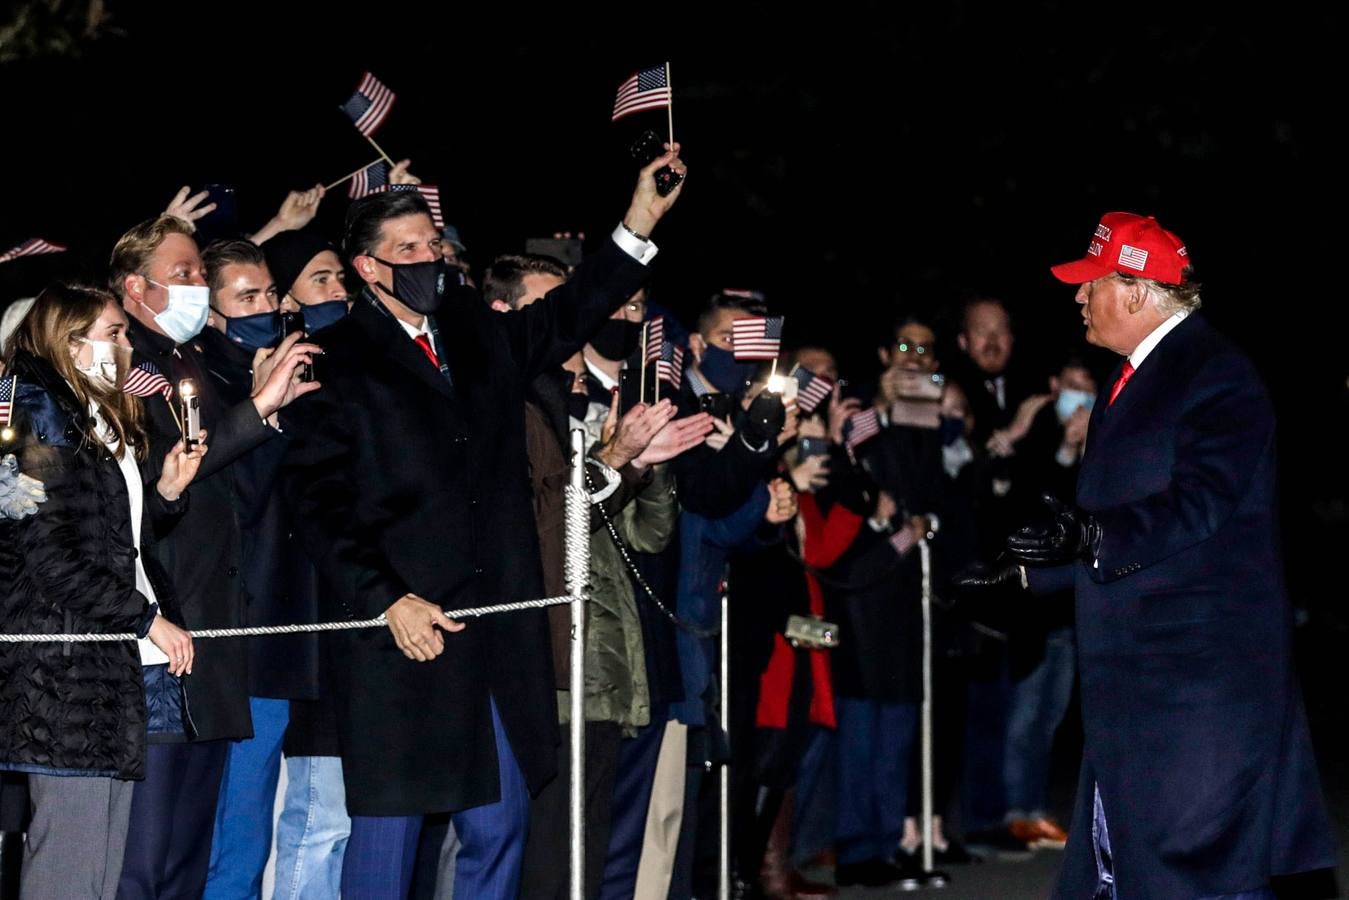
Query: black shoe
935 837 975 865
836 858 920 889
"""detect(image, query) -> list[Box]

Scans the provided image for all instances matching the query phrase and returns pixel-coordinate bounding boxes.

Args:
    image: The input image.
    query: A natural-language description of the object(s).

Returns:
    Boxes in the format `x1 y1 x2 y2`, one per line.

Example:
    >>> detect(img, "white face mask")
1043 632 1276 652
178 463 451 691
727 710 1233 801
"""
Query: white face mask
141 279 211 344
74 338 124 388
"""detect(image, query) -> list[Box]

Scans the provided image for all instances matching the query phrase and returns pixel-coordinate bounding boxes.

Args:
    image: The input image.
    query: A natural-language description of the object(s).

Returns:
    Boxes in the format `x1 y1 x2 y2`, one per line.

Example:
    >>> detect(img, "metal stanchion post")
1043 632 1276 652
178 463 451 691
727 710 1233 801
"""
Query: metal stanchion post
918 539 949 888
719 577 731 900
567 430 589 900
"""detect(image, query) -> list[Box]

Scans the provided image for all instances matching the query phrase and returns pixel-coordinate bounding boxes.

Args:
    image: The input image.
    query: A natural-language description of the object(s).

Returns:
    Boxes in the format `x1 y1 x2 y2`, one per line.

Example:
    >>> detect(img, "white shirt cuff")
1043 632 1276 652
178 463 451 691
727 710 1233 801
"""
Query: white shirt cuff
611 225 659 265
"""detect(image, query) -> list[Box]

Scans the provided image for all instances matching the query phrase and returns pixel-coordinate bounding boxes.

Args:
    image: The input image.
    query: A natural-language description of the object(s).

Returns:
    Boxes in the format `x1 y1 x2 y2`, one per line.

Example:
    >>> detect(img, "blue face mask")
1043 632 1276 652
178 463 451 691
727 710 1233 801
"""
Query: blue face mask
697 344 755 396
301 300 348 333
1056 388 1096 423
939 415 967 447
143 280 211 344
212 307 281 352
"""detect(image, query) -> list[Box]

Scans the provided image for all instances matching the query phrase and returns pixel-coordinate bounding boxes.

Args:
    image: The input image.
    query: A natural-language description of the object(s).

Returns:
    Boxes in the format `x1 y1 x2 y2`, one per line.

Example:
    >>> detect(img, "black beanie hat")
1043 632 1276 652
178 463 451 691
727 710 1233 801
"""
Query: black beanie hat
263 228 335 298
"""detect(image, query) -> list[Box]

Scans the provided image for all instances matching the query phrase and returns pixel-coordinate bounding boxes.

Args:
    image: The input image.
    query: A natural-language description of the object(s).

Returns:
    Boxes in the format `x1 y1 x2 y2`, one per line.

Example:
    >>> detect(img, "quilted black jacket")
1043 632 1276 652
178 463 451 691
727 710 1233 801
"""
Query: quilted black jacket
0 351 187 779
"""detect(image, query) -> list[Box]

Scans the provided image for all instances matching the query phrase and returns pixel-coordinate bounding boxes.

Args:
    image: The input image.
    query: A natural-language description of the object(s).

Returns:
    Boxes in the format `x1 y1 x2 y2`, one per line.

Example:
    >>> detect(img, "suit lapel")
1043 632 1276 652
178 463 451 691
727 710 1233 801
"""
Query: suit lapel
351 299 457 403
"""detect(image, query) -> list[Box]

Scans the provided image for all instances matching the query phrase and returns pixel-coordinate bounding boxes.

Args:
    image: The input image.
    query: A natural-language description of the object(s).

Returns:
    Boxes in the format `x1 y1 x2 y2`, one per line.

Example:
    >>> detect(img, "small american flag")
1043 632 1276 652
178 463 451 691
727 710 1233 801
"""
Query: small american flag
643 316 665 364
655 341 684 389
0 238 67 265
340 72 396 137
0 376 15 425
349 160 389 199
612 64 671 122
1118 244 1149 271
383 184 444 229
844 408 881 450
792 366 835 414
122 359 173 400
731 316 784 361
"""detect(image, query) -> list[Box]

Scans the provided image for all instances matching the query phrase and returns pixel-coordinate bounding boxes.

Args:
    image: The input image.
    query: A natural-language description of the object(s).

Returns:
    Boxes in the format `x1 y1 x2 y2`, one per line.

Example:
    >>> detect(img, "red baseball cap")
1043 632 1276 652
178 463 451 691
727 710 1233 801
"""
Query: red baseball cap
1051 212 1191 285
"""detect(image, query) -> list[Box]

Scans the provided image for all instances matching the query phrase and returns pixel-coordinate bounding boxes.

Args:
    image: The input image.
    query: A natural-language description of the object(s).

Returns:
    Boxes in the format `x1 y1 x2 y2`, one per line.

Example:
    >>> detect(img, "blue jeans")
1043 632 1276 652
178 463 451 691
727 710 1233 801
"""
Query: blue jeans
204 697 289 900
1004 627 1076 818
834 698 918 865
272 755 350 900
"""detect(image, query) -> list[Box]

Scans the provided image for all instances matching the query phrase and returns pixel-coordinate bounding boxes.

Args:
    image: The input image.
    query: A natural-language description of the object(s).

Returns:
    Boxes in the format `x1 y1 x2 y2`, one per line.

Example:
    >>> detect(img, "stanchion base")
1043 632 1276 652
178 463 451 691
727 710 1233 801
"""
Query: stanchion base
915 869 951 889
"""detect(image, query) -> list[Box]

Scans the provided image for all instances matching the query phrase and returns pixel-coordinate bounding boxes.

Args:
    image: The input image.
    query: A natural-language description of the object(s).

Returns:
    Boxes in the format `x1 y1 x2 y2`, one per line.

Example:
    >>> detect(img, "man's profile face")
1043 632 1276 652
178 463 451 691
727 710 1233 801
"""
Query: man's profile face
698 307 756 354
1075 275 1131 353
286 250 348 310
960 301 1013 376
794 347 838 381
1058 364 1097 395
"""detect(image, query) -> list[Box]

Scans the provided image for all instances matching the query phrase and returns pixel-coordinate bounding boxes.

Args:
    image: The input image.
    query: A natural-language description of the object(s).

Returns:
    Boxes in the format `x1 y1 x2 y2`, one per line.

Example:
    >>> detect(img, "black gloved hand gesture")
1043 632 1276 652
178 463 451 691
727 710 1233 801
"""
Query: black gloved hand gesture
1007 494 1102 565
740 391 786 448
953 560 1025 592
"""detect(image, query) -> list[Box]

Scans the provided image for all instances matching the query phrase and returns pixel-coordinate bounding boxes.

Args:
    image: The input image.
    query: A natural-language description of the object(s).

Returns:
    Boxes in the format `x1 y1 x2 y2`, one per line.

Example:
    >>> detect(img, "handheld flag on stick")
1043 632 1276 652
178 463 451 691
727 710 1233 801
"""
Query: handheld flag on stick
122 359 174 401
341 72 396 138
348 160 390 199
844 408 881 450
612 64 672 122
655 342 684 390
643 316 666 364
730 316 784 361
792 366 835 415
382 184 444 229
0 376 15 426
0 239 67 265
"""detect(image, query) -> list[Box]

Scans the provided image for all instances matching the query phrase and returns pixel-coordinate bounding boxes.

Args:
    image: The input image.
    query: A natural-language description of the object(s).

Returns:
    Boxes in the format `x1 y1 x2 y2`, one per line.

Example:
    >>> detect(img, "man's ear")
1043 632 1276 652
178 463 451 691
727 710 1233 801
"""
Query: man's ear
353 255 380 286
123 273 146 307
1126 285 1150 315
878 346 893 368
1049 375 1061 394
957 333 969 354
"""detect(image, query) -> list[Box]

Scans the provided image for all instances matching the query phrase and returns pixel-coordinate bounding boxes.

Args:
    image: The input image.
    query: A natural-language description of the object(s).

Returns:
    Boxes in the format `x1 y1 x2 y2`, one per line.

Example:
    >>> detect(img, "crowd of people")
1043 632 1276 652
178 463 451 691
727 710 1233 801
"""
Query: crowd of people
0 139 1333 900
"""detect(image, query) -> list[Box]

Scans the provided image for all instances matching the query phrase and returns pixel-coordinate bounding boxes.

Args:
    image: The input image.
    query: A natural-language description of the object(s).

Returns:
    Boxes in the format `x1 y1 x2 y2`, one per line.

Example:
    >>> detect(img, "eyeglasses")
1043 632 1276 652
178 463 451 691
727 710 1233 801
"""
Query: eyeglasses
895 341 932 356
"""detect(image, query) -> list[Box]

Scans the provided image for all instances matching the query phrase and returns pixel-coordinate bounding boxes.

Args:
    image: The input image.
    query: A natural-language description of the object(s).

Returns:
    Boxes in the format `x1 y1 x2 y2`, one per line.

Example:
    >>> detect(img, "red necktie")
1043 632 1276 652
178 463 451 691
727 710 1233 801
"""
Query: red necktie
414 333 439 367
1108 360 1135 406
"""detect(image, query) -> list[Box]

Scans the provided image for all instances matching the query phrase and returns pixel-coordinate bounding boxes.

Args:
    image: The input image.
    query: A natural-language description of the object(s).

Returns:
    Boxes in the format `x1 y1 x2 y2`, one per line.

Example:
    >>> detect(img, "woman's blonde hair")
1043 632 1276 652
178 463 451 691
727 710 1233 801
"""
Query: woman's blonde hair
4 283 148 461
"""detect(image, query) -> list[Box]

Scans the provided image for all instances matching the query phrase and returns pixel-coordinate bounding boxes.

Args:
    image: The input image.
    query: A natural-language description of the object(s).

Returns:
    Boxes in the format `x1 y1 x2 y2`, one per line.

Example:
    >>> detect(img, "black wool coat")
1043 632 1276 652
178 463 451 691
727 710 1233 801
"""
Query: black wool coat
279 239 648 815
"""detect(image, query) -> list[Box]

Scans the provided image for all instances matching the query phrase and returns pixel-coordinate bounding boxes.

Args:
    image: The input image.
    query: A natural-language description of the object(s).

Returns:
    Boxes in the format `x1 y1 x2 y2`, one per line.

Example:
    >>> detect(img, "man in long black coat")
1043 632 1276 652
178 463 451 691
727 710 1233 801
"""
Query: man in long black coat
279 147 686 899
975 212 1337 898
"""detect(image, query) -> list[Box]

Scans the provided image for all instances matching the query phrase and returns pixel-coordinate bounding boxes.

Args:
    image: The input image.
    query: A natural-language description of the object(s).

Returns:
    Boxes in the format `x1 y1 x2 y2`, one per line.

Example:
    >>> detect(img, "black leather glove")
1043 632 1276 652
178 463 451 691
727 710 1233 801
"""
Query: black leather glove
953 560 1024 592
1007 494 1102 565
740 391 786 449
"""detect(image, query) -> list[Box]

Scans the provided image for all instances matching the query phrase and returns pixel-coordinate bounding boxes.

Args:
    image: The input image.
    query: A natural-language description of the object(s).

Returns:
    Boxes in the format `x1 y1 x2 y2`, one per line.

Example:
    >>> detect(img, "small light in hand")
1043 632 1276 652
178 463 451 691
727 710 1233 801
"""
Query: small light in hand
766 374 786 395
0 426 14 443
178 379 196 399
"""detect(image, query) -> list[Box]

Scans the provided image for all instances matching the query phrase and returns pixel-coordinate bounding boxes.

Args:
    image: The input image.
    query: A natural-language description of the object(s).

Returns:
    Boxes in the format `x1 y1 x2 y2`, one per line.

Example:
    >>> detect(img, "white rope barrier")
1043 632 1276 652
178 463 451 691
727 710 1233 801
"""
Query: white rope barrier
0 595 579 643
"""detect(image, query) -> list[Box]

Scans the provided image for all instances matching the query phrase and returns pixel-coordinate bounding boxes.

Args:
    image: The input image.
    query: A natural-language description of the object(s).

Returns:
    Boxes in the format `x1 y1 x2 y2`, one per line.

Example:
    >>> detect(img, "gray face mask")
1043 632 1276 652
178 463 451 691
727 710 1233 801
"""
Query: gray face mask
74 338 125 388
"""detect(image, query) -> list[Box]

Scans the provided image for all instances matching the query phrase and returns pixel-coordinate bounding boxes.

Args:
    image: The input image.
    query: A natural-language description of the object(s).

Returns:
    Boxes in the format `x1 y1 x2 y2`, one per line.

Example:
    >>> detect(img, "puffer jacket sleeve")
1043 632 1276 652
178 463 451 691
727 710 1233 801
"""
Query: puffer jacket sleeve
16 437 150 631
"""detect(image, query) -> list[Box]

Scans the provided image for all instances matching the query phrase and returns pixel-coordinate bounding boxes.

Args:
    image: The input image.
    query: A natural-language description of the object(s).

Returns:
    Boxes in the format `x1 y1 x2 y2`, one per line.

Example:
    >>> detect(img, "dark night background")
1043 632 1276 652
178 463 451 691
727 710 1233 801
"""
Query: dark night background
2 2 1346 892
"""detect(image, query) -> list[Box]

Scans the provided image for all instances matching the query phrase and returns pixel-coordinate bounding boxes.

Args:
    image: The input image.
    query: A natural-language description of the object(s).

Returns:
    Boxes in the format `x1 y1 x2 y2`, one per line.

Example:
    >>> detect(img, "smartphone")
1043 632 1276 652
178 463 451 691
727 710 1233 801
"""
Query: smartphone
798 436 829 460
627 128 683 197
699 393 736 420
892 370 945 401
279 311 314 382
617 367 643 414
193 184 239 242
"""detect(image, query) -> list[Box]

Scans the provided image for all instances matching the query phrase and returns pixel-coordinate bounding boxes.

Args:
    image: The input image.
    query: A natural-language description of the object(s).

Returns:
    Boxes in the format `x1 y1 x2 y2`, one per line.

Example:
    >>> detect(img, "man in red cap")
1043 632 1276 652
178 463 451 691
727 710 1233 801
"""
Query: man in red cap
962 212 1337 898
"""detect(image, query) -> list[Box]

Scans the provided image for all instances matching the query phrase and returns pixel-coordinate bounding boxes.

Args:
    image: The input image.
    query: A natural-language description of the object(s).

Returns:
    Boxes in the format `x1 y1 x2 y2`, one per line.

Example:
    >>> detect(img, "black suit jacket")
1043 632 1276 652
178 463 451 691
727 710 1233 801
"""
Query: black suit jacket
279 239 648 815
1027 315 1337 897
129 316 274 742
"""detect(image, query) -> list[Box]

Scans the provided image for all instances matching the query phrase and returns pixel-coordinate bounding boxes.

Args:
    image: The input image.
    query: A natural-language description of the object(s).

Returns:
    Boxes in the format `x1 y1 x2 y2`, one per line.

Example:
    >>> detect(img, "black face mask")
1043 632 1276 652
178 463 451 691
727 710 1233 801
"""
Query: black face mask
590 320 643 362
567 393 592 421
373 256 447 314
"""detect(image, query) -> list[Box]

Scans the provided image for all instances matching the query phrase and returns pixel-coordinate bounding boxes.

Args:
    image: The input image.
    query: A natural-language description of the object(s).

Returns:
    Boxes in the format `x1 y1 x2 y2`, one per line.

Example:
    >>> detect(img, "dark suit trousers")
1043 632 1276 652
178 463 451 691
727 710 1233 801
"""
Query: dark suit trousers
117 740 229 899
343 698 529 900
